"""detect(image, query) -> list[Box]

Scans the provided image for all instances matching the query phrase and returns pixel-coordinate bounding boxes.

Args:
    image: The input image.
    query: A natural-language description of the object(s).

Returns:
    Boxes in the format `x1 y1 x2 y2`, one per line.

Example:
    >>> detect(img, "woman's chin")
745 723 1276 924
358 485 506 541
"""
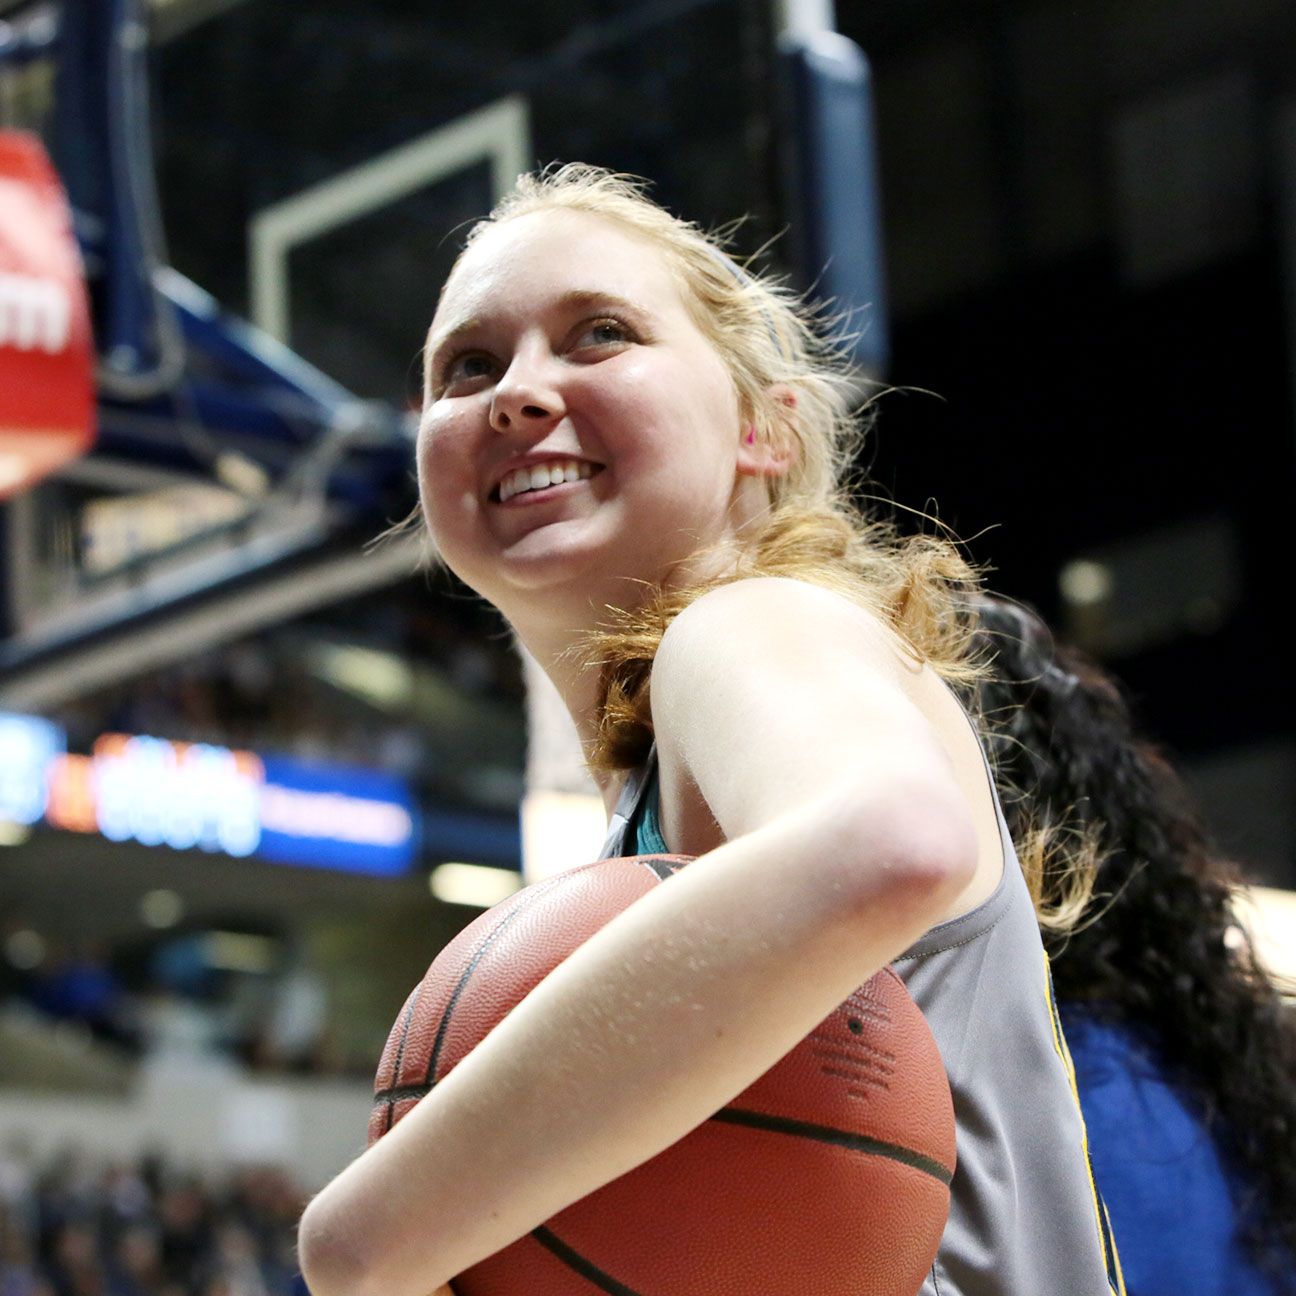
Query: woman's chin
468 523 612 601
448 505 706 614
495 533 675 617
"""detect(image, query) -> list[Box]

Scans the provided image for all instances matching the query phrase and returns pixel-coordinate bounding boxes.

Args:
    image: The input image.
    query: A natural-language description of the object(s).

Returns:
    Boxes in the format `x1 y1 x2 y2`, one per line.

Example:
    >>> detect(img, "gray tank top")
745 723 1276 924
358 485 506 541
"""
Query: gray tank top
600 752 1125 1296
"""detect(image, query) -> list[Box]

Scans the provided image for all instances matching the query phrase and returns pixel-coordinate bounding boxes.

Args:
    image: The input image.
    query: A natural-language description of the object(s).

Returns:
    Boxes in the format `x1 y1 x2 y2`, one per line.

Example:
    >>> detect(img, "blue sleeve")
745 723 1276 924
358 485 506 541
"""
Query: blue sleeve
1061 1009 1280 1296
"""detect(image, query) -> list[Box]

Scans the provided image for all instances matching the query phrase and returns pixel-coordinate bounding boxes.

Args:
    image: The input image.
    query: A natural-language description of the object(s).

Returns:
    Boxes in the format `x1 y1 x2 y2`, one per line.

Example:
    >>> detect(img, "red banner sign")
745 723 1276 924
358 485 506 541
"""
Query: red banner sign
0 130 96 497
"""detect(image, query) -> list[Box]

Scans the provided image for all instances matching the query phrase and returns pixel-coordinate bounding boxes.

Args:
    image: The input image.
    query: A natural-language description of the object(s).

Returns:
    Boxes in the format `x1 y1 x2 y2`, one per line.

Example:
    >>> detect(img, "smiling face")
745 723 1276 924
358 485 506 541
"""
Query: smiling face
418 209 774 622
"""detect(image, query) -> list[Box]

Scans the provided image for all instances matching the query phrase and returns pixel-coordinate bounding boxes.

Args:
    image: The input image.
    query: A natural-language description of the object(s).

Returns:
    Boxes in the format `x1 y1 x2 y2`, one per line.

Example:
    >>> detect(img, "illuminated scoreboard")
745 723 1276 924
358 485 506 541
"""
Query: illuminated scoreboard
1 712 418 875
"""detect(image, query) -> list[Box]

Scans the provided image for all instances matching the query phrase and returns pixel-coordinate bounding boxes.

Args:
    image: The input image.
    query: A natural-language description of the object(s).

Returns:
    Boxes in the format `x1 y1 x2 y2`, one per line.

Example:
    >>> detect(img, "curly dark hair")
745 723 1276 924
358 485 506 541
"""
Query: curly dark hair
974 595 1296 1286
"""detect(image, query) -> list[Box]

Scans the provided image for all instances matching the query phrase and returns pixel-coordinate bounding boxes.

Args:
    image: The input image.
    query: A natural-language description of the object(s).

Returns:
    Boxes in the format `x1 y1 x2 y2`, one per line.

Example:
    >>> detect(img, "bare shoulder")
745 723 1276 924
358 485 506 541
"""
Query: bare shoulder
652 577 1002 917
651 578 947 841
655 577 912 688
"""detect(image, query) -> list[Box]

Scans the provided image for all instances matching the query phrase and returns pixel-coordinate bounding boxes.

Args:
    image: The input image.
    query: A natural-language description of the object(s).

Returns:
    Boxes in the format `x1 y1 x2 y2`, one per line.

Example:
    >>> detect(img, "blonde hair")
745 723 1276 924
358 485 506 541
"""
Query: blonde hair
444 163 984 769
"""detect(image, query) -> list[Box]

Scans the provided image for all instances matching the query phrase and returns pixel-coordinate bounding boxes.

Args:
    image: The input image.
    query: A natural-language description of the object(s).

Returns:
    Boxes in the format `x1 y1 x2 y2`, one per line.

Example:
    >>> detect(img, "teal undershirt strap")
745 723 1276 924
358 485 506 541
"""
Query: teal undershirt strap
629 765 670 855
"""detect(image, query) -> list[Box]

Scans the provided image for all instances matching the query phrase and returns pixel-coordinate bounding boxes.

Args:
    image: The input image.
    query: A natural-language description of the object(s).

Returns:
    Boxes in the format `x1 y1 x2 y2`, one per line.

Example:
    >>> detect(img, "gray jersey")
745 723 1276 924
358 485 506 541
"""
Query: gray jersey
602 753 1124 1296
895 797 1123 1295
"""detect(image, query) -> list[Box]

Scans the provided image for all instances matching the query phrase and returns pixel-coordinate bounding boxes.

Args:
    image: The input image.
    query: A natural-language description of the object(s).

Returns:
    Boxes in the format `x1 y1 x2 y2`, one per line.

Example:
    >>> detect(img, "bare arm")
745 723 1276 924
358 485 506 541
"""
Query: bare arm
298 578 979 1296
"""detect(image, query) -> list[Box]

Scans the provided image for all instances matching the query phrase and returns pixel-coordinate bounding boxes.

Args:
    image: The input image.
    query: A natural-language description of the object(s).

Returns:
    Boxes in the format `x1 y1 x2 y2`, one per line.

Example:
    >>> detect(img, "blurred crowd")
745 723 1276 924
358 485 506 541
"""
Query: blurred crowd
54 593 525 810
0 1144 307 1296
1 929 344 1079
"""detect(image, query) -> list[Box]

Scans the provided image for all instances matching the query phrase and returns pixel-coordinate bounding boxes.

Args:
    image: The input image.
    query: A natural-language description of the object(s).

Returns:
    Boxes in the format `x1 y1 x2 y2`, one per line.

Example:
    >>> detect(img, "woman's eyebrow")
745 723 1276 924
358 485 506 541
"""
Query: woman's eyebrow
552 289 650 318
427 290 651 359
424 316 480 369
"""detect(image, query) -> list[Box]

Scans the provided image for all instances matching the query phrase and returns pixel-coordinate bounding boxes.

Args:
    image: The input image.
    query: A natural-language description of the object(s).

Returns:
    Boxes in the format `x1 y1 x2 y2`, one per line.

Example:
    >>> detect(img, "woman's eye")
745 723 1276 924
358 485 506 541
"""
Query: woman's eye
573 318 633 350
445 353 495 384
433 352 497 395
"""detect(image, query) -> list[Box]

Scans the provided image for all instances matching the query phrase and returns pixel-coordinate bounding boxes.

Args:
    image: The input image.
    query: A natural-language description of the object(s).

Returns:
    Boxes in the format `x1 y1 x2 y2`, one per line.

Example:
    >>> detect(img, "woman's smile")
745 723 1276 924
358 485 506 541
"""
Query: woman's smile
492 457 604 504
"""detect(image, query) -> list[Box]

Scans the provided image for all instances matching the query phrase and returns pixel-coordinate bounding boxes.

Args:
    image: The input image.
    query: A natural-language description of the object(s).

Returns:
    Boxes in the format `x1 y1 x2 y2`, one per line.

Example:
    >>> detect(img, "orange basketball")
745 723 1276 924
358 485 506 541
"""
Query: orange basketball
371 855 955 1296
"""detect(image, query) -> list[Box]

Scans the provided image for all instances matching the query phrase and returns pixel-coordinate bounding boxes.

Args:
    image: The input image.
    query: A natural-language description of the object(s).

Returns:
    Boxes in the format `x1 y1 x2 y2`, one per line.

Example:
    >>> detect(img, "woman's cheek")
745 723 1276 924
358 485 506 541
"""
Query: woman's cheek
417 417 470 519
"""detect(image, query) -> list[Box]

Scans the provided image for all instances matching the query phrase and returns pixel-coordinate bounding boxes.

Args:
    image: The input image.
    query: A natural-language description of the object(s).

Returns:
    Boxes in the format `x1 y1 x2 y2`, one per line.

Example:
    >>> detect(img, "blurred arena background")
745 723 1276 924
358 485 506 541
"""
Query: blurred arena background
1 0 1294 1292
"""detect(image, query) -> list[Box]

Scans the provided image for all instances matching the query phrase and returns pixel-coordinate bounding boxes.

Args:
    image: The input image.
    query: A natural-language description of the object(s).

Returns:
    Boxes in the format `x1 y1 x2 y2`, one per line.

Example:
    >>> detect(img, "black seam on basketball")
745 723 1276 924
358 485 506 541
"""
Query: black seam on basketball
373 1082 434 1104
713 1107 954 1186
383 988 423 1134
423 872 575 1087
533 1226 646 1296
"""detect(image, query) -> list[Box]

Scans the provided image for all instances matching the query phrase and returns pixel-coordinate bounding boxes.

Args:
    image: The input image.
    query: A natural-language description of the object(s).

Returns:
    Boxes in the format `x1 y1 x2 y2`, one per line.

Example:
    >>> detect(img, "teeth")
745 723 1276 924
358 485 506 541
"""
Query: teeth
498 460 594 502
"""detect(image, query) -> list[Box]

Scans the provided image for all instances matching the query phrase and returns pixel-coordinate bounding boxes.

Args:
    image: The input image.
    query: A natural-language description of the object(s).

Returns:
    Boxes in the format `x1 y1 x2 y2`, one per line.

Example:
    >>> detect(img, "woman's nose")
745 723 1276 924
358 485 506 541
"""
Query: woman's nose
489 352 564 433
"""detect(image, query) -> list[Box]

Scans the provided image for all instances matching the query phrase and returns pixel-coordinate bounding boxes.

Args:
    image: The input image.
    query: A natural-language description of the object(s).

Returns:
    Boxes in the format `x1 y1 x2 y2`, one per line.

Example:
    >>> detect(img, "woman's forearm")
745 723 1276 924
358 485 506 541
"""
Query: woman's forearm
298 770 975 1296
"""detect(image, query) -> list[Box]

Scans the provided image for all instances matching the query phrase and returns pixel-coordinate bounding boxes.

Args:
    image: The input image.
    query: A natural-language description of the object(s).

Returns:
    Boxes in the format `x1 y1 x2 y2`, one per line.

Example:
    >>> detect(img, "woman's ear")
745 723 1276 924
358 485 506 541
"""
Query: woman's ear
736 385 797 478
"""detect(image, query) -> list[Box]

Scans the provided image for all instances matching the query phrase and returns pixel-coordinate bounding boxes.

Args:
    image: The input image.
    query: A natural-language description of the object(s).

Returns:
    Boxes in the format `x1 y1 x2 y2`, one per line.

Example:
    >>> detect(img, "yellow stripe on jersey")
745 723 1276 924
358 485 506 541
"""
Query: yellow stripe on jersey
1043 951 1127 1296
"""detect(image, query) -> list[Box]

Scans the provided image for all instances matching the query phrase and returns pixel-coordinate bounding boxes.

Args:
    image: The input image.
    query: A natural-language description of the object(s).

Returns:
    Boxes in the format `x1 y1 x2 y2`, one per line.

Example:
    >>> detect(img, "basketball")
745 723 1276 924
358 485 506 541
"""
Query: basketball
371 855 956 1296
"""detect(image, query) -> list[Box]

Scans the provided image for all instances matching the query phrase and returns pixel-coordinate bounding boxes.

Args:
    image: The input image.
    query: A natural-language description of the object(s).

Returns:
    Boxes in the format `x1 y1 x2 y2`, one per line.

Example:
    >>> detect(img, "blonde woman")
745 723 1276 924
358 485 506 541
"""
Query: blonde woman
298 165 1123 1296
